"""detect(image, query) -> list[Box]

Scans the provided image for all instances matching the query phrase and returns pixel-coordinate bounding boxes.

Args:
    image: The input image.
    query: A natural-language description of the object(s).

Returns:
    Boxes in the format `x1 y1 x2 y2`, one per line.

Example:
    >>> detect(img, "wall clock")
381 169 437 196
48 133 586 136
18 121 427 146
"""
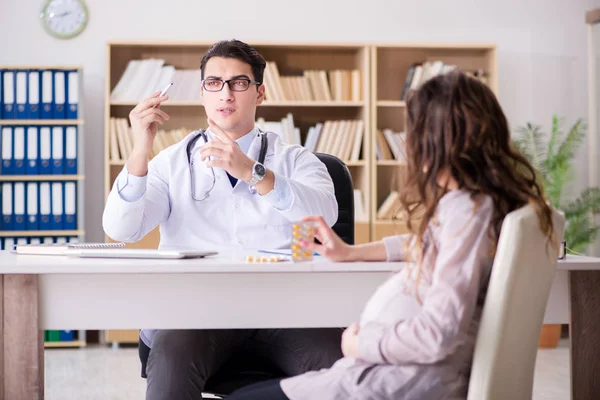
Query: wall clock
41 0 88 39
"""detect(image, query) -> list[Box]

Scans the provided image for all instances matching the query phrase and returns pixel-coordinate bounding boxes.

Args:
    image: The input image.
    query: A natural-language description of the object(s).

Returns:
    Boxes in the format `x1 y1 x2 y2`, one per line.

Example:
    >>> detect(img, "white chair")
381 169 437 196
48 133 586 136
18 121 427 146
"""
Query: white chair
467 205 566 400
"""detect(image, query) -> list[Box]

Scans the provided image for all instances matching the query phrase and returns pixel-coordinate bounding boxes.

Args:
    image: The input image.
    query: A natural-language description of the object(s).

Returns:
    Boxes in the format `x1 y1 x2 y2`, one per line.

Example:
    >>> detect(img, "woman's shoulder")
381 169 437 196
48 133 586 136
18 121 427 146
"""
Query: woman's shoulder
436 189 494 226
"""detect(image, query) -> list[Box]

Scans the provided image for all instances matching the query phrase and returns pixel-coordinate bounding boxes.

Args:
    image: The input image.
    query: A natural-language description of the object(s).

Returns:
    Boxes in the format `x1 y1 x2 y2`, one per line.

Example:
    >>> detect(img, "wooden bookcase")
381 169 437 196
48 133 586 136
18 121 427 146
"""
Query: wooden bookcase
103 41 496 344
369 44 497 240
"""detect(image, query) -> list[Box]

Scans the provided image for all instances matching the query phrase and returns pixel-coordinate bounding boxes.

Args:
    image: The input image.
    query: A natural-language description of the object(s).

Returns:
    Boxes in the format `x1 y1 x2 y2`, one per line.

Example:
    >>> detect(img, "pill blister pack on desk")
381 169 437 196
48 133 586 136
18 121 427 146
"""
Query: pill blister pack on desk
245 255 291 263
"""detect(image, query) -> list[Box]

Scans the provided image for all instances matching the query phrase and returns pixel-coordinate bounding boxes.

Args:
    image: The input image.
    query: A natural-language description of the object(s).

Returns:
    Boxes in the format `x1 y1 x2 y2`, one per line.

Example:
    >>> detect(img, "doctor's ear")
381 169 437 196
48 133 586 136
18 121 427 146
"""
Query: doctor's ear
256 84 265 105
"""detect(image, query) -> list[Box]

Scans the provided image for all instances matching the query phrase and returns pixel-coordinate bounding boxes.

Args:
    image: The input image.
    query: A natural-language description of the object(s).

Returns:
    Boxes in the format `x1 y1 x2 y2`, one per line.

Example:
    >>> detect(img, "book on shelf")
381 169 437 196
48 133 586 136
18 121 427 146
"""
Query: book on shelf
15 241 125 255
354 189 367 222
377 190 401 220
308 120 364 162
376 191 427 222
109 116 365 164
258 62 362 102
256 113 301 146
399 61 488 100
108 117 193 162
109 59 362 103
376 129 406 162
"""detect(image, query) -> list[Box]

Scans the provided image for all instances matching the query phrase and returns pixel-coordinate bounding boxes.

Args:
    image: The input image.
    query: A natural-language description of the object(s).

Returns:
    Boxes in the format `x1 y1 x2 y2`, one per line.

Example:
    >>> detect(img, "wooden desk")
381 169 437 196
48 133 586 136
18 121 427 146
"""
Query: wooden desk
1 251 598 400
0 250 402 399
557 255 600 400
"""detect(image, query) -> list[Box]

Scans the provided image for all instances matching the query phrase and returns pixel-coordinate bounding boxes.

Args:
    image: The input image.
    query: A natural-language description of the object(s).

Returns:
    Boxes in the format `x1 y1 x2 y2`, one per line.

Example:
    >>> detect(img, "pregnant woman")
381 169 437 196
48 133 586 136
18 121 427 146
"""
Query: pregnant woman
227 69 556 400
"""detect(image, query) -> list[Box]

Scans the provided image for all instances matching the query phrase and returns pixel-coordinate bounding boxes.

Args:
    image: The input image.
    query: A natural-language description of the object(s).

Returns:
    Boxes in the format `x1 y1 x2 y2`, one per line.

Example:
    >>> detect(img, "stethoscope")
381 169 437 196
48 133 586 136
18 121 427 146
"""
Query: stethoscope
186 129 268 201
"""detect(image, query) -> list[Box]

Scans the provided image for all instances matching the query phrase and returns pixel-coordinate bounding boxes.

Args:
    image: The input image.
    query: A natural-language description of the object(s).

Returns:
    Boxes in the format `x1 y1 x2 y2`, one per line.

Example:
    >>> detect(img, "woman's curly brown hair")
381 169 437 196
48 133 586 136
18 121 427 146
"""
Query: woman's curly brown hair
400 70 555 266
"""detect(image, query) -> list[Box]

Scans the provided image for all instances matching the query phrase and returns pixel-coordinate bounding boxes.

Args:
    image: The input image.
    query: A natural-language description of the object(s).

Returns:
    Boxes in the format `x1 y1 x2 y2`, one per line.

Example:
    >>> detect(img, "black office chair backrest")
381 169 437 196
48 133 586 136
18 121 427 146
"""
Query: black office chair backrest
314 153 355 245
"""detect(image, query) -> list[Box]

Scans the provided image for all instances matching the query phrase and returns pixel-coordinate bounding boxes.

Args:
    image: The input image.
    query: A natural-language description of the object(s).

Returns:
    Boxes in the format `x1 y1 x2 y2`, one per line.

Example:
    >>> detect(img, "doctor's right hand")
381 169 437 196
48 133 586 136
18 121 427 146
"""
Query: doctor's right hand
300 216 353 262
128 91 170 156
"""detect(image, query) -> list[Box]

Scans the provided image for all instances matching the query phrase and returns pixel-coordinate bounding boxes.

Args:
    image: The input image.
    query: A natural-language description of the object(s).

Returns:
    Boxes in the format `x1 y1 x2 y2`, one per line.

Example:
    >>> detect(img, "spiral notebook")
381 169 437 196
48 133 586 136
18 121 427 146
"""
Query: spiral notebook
14 242 126 256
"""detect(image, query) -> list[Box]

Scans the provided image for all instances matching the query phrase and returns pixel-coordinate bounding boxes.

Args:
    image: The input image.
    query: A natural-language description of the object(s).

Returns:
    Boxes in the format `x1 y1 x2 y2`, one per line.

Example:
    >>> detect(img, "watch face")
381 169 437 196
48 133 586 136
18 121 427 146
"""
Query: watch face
255 164 266 176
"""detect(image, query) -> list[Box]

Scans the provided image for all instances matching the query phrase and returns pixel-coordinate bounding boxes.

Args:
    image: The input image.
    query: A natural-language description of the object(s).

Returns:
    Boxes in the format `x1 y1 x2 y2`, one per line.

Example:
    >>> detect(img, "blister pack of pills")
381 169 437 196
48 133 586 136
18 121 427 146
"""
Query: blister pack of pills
245 255 288 263
291 221 314 262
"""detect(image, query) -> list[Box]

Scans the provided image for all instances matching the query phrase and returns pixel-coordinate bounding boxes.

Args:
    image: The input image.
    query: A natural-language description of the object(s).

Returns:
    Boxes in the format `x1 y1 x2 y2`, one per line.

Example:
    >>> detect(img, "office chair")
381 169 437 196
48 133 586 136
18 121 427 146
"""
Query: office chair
467 205 565 400
200 152 355 398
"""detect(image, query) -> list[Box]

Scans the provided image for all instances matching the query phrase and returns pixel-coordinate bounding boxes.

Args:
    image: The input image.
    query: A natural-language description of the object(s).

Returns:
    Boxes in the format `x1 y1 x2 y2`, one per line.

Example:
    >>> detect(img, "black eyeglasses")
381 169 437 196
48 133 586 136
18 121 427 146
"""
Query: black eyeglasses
201 78 261 92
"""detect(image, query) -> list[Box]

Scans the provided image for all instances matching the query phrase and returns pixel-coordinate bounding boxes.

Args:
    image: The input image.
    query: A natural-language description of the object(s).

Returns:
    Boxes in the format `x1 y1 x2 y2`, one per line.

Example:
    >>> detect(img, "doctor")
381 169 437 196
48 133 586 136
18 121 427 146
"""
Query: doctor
103 39 342 400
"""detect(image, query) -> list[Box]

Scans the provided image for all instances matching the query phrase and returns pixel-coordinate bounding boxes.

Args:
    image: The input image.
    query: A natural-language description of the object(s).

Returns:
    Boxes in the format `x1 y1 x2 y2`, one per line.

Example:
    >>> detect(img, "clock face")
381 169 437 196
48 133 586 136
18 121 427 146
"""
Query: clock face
41 0 88 39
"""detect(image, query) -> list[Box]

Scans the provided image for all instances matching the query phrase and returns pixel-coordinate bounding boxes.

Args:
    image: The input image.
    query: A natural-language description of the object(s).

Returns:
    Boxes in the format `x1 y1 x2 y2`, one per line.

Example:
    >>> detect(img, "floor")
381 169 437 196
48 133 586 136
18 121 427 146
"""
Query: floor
45 341 571 399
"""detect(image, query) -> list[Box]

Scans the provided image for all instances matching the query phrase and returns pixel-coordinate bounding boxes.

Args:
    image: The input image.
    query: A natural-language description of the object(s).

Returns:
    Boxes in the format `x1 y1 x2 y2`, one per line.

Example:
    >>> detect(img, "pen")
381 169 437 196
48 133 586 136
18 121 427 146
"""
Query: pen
258 250 319 256
153 81 173 108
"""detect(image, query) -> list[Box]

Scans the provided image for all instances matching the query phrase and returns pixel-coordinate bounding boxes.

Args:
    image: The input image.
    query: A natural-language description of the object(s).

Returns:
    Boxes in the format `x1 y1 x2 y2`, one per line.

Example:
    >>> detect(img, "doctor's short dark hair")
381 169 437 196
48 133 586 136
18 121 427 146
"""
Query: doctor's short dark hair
200 39 267 85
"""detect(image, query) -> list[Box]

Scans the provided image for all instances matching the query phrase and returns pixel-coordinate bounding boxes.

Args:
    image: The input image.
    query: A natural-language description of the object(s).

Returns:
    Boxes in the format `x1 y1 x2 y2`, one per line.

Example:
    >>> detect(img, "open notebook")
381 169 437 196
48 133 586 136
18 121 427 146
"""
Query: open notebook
14 242 126 256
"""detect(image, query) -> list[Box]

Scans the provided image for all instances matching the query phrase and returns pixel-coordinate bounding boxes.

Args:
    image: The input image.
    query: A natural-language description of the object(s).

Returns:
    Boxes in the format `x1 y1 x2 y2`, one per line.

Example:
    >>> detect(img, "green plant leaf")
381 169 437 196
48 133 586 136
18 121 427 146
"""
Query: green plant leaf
562 188 600 219
513 122 547 182
564 213 599 254
552 118 586 171
514 116 598 255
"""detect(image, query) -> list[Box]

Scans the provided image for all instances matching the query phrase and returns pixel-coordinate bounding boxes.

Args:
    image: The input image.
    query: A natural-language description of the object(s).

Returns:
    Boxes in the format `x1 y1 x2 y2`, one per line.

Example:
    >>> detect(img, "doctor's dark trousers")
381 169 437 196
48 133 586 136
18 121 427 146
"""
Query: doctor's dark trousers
139 328 344 400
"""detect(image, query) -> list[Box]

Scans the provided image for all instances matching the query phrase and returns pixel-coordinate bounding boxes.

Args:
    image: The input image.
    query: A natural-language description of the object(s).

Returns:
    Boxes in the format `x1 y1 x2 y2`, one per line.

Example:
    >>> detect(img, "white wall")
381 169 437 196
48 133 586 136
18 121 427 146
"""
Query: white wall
0 0 594 242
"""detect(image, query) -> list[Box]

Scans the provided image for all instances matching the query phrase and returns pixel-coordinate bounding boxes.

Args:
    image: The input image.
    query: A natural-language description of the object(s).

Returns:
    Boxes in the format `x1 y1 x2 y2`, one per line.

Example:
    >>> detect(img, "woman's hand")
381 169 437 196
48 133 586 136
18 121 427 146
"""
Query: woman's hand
341 322 360 358
300 215 354 262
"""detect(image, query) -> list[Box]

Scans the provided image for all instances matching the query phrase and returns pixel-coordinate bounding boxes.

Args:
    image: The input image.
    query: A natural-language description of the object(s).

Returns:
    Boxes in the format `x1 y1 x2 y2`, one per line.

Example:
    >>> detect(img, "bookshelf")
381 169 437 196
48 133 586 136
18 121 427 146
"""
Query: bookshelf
103 41 496 344
370 44 497 240
0 65 87 348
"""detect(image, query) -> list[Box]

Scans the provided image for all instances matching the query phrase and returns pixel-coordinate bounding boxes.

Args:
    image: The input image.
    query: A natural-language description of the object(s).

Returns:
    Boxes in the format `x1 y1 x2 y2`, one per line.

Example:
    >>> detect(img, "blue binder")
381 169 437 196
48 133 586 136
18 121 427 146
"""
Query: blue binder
65 126 77 174
60 330 75 341
1 182 13 231
2 238 15 251
2 70 15 119
39 127 52 175
41 70 53 120
13 182 25 231
39 182 51 230
27 70 41 119
15 70 27 120
26 126 39 175
51 126 64 174
51 182 63 230
53 71 66 119
63 181 76 230
1 126 12 175
66 70 78 119
12 126 25 175
26 182 39 231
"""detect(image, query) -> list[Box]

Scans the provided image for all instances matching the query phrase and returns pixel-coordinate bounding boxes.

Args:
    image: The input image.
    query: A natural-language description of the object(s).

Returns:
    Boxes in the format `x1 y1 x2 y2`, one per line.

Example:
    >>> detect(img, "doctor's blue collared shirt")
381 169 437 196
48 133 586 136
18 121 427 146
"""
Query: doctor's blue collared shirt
116 126 293 210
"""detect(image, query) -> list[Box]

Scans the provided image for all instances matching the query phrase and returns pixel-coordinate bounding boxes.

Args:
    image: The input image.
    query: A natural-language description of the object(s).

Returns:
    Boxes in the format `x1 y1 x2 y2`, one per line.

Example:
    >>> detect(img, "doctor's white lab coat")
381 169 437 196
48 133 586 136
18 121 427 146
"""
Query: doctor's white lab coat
102 130 338 251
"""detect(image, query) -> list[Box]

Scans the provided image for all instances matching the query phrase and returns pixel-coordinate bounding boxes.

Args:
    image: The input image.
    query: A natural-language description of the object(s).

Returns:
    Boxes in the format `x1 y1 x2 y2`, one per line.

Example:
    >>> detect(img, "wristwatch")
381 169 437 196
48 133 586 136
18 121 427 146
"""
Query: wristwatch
247 162 267 186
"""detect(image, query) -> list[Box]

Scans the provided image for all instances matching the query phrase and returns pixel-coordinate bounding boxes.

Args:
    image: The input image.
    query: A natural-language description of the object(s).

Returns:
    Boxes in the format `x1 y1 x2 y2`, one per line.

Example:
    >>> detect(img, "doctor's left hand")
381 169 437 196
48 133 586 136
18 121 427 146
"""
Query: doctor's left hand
200 119 255 181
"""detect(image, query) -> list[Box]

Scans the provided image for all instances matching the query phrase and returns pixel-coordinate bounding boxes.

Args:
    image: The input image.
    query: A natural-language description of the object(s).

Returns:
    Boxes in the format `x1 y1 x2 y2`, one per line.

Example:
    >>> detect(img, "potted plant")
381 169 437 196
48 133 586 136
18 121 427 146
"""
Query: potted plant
512 115 600 347
513 115 600 253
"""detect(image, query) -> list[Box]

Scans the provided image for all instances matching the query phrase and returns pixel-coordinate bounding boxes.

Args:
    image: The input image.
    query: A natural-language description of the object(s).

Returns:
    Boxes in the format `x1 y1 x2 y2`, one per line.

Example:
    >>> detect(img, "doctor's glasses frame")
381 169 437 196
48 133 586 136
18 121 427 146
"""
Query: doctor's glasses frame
201 78 261 92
